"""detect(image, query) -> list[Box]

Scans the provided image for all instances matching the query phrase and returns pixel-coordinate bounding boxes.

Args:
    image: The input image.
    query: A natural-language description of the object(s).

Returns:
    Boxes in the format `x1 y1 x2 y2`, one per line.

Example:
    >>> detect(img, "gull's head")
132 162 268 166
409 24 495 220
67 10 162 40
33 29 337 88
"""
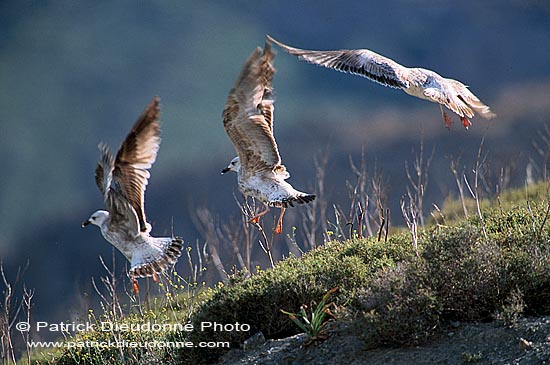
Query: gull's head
82 210 109 228
221 156 240 174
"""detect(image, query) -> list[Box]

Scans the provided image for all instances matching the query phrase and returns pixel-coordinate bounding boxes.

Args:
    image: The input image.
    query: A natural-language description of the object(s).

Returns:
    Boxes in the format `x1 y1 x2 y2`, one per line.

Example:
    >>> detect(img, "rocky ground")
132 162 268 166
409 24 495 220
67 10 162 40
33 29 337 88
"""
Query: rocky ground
216 316 550 365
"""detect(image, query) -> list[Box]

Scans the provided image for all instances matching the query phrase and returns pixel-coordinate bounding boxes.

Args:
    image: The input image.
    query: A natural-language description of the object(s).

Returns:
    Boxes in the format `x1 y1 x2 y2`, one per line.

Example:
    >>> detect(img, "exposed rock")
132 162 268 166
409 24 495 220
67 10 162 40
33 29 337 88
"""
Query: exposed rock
216 316 550 365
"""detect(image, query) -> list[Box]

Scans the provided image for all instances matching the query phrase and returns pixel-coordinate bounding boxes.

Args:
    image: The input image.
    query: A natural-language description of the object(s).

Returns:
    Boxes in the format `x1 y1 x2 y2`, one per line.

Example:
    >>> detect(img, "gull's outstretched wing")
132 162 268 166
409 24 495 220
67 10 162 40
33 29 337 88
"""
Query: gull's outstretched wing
422 77 496 120
223 42 287 178
267 35 409 89
109 97 161 233
95 143 114 202
95 142 140 237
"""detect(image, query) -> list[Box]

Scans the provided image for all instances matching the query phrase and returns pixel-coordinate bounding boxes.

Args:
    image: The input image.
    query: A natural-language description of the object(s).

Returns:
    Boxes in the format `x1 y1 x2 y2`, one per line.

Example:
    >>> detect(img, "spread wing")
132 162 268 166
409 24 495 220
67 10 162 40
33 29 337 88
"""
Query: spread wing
223 41 282 178
95 143 141 237
267 35 409 89
111 96 161 232
436 79 496 120
95 143 114 201
268 36 496 124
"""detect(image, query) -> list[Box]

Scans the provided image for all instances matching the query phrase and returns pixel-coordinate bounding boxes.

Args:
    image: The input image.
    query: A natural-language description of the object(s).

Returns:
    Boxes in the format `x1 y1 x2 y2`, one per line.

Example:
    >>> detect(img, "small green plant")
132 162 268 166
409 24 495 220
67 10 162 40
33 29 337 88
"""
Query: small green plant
280 287 338 345
461 350 483 363
498 288 525 325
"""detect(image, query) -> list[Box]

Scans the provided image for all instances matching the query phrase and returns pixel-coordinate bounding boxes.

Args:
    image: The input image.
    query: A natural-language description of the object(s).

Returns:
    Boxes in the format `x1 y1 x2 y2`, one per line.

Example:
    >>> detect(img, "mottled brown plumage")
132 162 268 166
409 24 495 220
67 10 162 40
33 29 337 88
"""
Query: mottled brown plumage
222 42 315 233
84 97 182 292
223 44 280 178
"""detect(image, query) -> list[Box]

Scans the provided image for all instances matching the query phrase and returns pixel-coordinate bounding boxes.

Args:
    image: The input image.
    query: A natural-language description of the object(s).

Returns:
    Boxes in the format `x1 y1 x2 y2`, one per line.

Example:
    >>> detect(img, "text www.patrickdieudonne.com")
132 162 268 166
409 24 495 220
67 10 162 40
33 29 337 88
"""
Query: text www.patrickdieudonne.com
27 339 230 349
17 320 248 349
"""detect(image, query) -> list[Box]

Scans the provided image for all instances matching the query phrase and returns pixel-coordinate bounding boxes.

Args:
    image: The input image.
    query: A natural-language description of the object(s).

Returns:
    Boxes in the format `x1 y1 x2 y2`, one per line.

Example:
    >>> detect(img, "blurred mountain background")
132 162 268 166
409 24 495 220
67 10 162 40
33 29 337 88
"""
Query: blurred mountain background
1 0 550 334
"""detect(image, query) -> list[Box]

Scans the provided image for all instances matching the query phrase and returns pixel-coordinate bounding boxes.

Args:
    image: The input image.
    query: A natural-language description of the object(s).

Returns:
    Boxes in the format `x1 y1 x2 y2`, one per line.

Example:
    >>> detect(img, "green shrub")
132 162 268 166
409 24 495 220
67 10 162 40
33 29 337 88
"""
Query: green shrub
40 182 550 365
173 237 412 364
423 200 550 322
422 224 502 321
498 287 526 325
355 261 440 347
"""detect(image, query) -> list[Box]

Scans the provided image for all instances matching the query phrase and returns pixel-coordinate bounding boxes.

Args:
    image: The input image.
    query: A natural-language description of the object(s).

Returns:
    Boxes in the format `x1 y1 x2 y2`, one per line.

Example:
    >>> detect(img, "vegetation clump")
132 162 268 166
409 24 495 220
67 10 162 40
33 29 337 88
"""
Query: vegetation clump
30 182 550 365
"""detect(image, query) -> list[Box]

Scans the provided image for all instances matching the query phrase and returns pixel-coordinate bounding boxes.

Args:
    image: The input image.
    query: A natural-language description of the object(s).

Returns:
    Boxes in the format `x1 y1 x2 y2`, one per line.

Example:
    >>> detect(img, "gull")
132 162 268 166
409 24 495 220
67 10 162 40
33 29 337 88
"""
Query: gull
82 97 183 293
221 41 316 234
267 35 495 129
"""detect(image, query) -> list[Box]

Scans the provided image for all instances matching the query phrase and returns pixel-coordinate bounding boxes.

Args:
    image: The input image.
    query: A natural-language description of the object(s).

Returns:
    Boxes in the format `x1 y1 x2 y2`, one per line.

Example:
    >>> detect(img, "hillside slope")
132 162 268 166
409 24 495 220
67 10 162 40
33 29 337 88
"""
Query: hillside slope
32 182 550 365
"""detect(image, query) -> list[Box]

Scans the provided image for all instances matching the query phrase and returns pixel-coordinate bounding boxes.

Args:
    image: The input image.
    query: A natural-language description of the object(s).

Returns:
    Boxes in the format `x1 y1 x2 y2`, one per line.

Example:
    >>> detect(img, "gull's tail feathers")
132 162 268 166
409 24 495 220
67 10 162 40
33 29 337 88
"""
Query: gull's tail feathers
130 237 184 278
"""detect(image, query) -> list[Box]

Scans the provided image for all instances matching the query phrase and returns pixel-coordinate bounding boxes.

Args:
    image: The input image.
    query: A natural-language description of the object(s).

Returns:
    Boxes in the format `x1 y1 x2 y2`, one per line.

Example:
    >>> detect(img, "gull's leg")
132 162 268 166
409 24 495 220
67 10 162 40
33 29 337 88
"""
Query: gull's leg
250 205 270 224
242 194 248 210
460 116 471 130
132 275 140 294
440 104 453 130
274 207 286 235
152 272 159 283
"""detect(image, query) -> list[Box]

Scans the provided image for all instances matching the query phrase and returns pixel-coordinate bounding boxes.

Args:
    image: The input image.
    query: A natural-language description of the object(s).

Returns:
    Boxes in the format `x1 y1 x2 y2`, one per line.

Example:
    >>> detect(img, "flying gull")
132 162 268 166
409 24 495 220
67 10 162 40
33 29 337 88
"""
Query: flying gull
82 97 183 293
221 41 316 234
267 35 495 129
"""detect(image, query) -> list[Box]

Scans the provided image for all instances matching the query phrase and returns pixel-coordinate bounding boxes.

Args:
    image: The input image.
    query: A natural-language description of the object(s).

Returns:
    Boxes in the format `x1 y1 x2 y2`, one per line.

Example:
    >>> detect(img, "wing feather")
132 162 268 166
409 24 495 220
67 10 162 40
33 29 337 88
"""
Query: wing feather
112 97 161 232
95 143 114 201
95 142 141 237
267 35 409 89
267 35 496 125
223 42 282 178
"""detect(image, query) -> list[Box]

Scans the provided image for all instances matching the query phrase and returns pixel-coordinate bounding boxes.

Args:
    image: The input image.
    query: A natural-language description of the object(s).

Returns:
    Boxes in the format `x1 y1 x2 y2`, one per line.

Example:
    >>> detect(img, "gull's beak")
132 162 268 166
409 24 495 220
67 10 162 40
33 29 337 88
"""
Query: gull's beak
82 220 91 228
221 167 230 174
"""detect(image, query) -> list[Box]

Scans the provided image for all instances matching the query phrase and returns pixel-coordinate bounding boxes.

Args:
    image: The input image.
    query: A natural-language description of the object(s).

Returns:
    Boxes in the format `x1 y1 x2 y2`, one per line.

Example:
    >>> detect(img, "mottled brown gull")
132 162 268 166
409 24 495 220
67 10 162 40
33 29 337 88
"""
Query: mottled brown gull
82 97 183 293
221 41 315 234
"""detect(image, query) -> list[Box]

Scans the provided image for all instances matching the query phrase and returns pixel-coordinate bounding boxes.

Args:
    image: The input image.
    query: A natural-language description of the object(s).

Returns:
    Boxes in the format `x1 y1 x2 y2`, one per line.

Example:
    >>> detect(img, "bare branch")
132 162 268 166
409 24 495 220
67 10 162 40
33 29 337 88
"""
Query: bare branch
404 136 434 228
450 155 469 219
400 193 418 256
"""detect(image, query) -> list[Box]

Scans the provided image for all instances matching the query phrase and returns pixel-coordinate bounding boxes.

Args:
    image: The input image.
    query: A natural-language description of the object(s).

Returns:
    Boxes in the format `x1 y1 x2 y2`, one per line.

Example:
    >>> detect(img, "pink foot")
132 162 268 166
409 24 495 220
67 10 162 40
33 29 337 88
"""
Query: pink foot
460 117 471 130
132 278 140 294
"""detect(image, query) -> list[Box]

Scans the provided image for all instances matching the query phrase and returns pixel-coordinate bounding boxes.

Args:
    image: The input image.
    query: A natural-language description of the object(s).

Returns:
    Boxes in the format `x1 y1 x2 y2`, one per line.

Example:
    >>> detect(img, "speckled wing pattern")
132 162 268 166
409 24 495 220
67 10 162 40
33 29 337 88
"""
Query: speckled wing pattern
95 97 161 235
113 96 161 232
223 41 284 178
95 143 114 202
